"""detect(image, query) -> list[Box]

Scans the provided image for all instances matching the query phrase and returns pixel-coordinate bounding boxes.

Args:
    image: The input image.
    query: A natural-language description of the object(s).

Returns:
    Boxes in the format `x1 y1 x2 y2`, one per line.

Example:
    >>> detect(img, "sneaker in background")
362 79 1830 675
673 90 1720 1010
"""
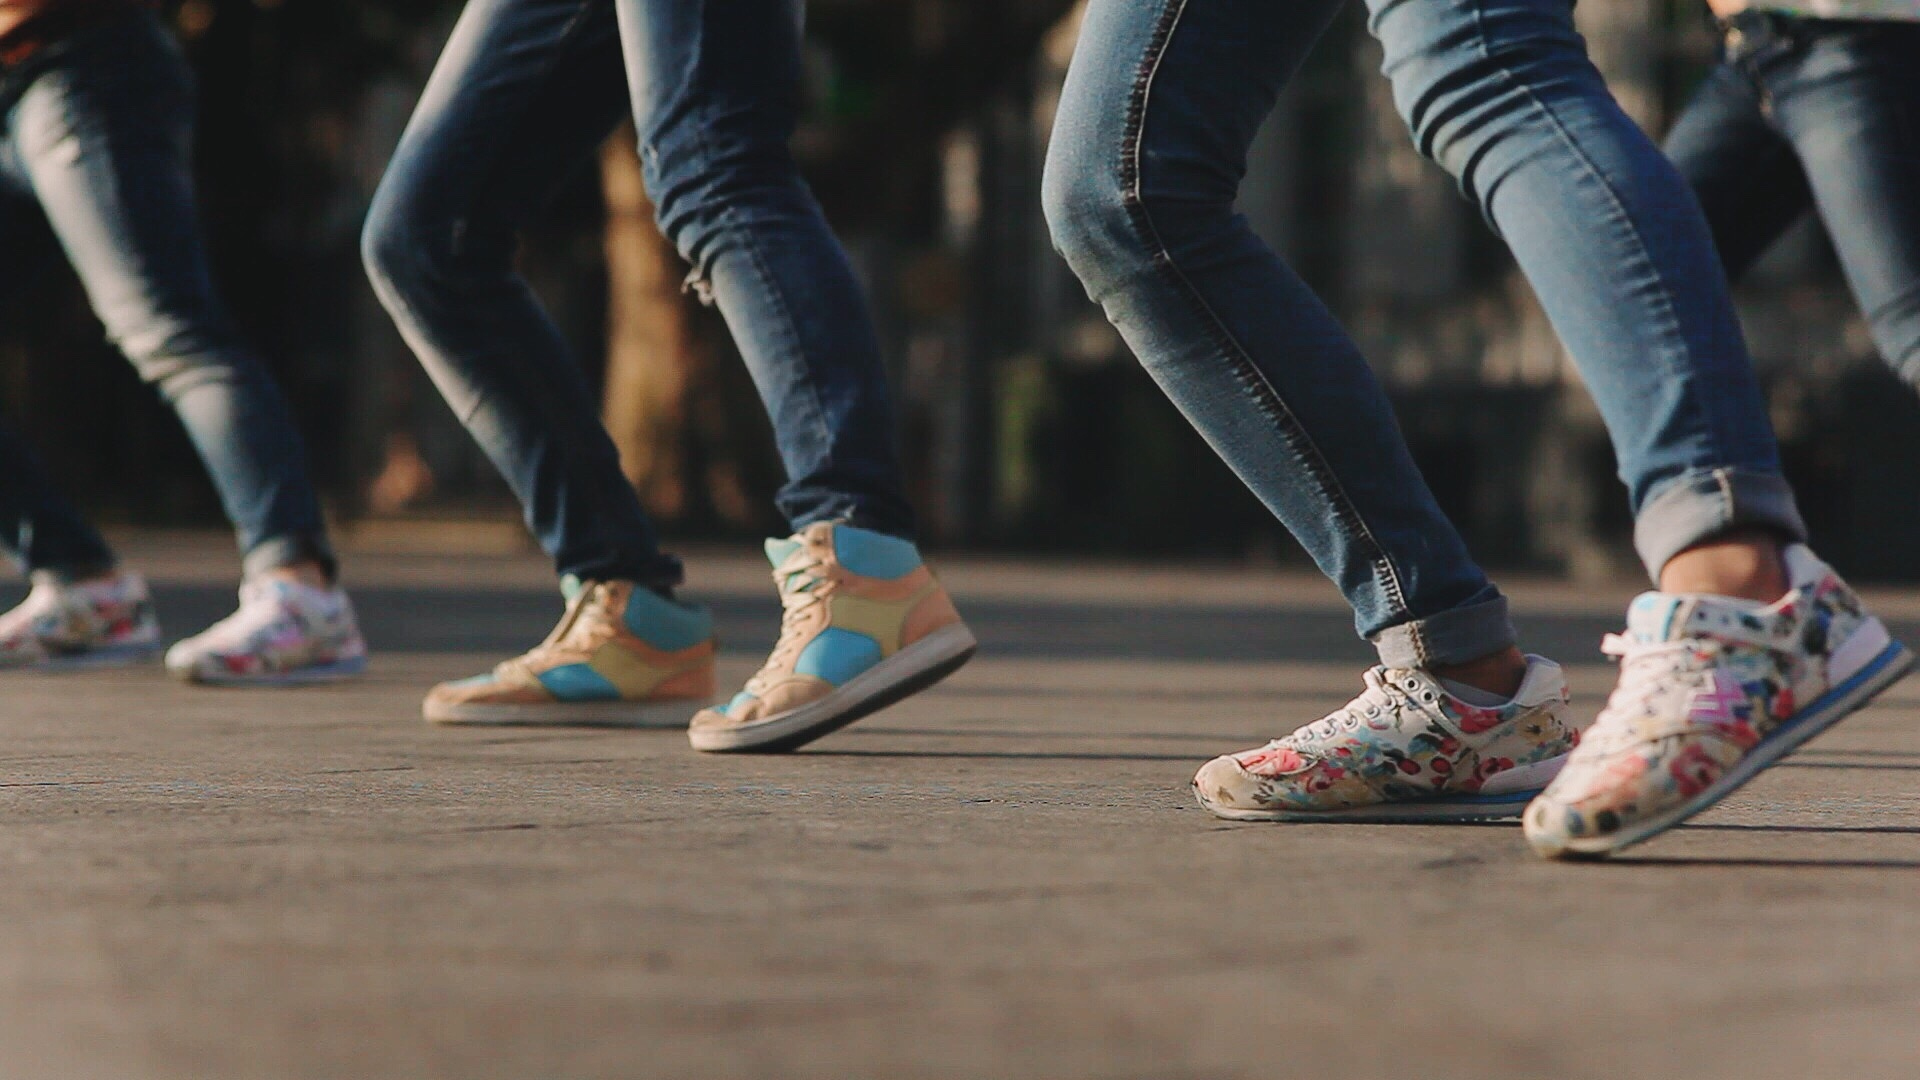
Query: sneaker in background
0 571 160 670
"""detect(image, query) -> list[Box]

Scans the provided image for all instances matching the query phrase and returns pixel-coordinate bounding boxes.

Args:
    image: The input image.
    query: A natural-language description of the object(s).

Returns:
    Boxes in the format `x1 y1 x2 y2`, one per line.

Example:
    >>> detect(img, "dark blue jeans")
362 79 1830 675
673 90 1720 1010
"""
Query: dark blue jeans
1045 0 1804 667
362 0 914 588
1667 13 1920 389
0 12 334 582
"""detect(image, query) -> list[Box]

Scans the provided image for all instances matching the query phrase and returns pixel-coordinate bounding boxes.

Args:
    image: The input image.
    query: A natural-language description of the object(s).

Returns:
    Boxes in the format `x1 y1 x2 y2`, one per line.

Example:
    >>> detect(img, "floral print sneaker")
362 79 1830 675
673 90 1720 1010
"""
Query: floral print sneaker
0 571 161 670
424 578 715 726
1193 655 1576 822
165 578 368 686
1524 545 1913 860
688 522 976 753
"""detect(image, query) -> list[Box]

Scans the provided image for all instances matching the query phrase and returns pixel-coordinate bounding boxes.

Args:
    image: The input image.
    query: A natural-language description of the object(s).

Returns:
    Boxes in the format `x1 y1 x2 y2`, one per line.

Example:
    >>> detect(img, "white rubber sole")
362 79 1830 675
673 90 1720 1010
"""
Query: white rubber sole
423 695 700 728
689 622 978 753
1530 627 1915 860
1197 753 1570 823
174 653 370 688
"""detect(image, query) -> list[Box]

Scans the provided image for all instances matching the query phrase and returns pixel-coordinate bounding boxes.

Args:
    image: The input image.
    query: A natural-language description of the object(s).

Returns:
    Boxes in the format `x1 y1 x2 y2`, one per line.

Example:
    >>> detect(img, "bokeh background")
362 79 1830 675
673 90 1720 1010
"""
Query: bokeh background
5 0 1918 577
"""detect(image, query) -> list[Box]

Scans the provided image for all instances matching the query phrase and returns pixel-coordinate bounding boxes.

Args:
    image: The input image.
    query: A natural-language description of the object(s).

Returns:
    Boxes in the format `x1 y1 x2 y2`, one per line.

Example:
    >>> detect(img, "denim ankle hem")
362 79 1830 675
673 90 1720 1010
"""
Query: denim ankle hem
242 535 339 584
1369 593 1516 670
1633 467 1809 580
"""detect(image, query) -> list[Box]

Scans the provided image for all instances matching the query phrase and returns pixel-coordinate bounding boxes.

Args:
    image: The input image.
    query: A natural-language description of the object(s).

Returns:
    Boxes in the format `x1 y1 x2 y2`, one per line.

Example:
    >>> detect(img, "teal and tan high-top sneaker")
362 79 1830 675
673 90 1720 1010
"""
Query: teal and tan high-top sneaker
424 577 716 726
688 522 975 753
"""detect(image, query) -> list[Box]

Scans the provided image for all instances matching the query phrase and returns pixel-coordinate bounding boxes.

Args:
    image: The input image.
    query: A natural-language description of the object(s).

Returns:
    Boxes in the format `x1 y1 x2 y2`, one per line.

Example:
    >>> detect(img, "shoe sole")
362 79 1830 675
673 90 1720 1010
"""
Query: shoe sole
1531 627 1915 860
689 623 978 753
174 654 370 687
15 640 164 673
1196 755 1570 824
424 696 702 728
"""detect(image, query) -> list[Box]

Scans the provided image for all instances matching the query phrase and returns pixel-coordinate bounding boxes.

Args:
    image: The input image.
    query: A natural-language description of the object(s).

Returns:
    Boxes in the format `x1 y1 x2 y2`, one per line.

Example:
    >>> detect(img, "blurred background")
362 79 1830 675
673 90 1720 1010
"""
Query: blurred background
5 0 1919 579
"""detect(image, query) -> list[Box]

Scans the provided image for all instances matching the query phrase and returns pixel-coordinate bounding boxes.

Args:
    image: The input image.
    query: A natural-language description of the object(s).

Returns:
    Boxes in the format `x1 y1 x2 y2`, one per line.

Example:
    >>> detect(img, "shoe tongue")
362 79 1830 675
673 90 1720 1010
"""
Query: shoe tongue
763 537 804 569
1625 591 1773 644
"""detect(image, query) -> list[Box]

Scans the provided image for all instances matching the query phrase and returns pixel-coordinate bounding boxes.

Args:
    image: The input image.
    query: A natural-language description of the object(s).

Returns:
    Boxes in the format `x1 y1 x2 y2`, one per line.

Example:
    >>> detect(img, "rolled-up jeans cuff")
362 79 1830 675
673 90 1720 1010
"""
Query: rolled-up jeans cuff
1633 467 1808 581
1369 594 1516 670
242 534 338 583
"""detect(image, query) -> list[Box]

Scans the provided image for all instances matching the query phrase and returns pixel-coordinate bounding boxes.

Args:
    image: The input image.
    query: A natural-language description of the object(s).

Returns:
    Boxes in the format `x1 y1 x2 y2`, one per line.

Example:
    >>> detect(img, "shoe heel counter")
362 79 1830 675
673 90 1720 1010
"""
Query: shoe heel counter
899 582 963 648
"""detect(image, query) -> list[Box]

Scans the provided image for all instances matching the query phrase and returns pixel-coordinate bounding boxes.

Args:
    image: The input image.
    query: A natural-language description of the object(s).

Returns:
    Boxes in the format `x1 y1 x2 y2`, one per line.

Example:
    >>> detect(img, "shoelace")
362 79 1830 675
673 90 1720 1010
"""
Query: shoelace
193 581 296 650
509 584 611 675
746 550 833 694
1288 667 1422 745
1597 633 1713 723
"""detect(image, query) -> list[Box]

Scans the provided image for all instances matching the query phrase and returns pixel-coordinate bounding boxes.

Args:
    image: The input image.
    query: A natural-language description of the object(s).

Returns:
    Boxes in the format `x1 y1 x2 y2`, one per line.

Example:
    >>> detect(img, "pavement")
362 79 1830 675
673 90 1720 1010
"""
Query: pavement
1 531 1917 1079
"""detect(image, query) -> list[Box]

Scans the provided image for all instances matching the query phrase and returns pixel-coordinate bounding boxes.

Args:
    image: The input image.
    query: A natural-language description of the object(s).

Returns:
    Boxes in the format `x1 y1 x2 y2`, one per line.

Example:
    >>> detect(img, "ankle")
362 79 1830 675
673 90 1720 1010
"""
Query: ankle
1430 646 1528 701
1658 529 1788 603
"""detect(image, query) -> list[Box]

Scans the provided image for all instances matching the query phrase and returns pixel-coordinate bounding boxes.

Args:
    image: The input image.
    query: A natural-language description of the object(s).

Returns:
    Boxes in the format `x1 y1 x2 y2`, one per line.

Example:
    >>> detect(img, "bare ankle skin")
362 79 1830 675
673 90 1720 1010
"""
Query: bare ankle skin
1431 645 1528 700
1657 528 1788 604
262 561 331 590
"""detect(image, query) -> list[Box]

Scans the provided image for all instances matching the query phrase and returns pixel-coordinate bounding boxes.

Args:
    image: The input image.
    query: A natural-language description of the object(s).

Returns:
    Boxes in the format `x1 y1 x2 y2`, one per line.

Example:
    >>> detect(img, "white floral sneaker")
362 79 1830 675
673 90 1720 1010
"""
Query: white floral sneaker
165 579 367 686
0 571 161 670
1524 545 1914 859
1193 655 1577 822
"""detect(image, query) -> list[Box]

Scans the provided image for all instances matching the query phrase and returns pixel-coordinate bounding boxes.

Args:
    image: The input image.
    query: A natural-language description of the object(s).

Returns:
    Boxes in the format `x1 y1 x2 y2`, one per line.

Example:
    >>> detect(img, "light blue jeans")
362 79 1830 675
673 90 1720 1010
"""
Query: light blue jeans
1044 0 1805 667
363 0 914 589
0 12 335 581
1669 12 1920 389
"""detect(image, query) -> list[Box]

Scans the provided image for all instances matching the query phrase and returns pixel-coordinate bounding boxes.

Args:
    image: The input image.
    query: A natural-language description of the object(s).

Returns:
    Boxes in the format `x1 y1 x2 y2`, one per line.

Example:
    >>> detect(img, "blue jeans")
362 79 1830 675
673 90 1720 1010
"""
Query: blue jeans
1667 13 1920 389
0 12 335 582
362 0 914 588
1044 0 1805 667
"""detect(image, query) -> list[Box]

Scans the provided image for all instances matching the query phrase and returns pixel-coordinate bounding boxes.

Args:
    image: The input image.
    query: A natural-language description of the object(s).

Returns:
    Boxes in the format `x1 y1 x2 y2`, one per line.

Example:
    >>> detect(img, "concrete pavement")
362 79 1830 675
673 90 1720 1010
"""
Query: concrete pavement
0 533 1916 1079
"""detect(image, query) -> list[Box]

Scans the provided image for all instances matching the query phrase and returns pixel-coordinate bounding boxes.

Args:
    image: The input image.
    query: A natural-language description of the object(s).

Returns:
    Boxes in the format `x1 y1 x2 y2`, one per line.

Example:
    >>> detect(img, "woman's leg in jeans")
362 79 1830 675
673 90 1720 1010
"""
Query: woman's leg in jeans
613 0 914 539
14 16 335 581
1665 62 1813 284
0 177 119 579
1770 23 1920 391
362 0 682 588
1044 0 1514 671
1368 0 1805 584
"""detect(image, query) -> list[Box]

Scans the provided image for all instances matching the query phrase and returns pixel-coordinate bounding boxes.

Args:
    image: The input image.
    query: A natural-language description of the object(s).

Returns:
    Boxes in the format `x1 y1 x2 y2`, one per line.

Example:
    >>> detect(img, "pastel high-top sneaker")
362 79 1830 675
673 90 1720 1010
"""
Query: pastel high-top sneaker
424 578 715 726
1524 545 1913 859
0 571 160 670
1193 655 1577 822
688 522 975 753
165 578 366 686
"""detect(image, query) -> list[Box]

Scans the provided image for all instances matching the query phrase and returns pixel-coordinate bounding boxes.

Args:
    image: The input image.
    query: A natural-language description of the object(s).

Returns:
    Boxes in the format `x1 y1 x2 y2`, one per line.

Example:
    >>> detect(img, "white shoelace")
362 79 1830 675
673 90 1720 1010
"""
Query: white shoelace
195 582 296 650
1289 667 1423 745
748 551 832 694
1597 633 1711 724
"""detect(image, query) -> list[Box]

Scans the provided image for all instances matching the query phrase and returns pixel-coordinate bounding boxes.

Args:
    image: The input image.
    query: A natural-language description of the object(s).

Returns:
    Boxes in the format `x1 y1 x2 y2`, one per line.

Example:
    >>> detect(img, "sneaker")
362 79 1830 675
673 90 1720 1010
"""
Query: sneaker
165 578 368 686
1524 545 1914 859
1193 655 1577 822
424 578 715 726
0 571 161 670
688 522 976 753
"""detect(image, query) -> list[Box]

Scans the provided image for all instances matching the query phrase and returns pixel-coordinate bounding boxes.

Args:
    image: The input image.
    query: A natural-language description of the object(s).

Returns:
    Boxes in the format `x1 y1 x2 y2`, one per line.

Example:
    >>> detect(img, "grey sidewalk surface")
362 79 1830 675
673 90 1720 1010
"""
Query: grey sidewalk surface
1 532 1916 1079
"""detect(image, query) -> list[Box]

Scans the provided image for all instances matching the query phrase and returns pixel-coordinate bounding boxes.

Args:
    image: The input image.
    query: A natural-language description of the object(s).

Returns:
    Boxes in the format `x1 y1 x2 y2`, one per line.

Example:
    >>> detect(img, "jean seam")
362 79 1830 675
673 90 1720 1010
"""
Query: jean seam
1120 0 1415 632
679 0 837 528
1463 0 1730 468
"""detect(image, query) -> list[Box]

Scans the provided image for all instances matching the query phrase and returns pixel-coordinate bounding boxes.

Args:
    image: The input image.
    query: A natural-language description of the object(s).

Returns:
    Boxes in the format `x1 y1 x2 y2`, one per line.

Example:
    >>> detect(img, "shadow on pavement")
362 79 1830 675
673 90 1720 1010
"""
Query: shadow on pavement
1616 856 1920 870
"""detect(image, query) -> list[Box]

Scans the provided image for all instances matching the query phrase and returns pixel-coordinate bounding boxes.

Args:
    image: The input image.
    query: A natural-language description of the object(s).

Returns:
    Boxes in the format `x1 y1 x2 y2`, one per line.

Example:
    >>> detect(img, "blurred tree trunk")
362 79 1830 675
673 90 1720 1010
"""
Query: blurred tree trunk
598 124 763 529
